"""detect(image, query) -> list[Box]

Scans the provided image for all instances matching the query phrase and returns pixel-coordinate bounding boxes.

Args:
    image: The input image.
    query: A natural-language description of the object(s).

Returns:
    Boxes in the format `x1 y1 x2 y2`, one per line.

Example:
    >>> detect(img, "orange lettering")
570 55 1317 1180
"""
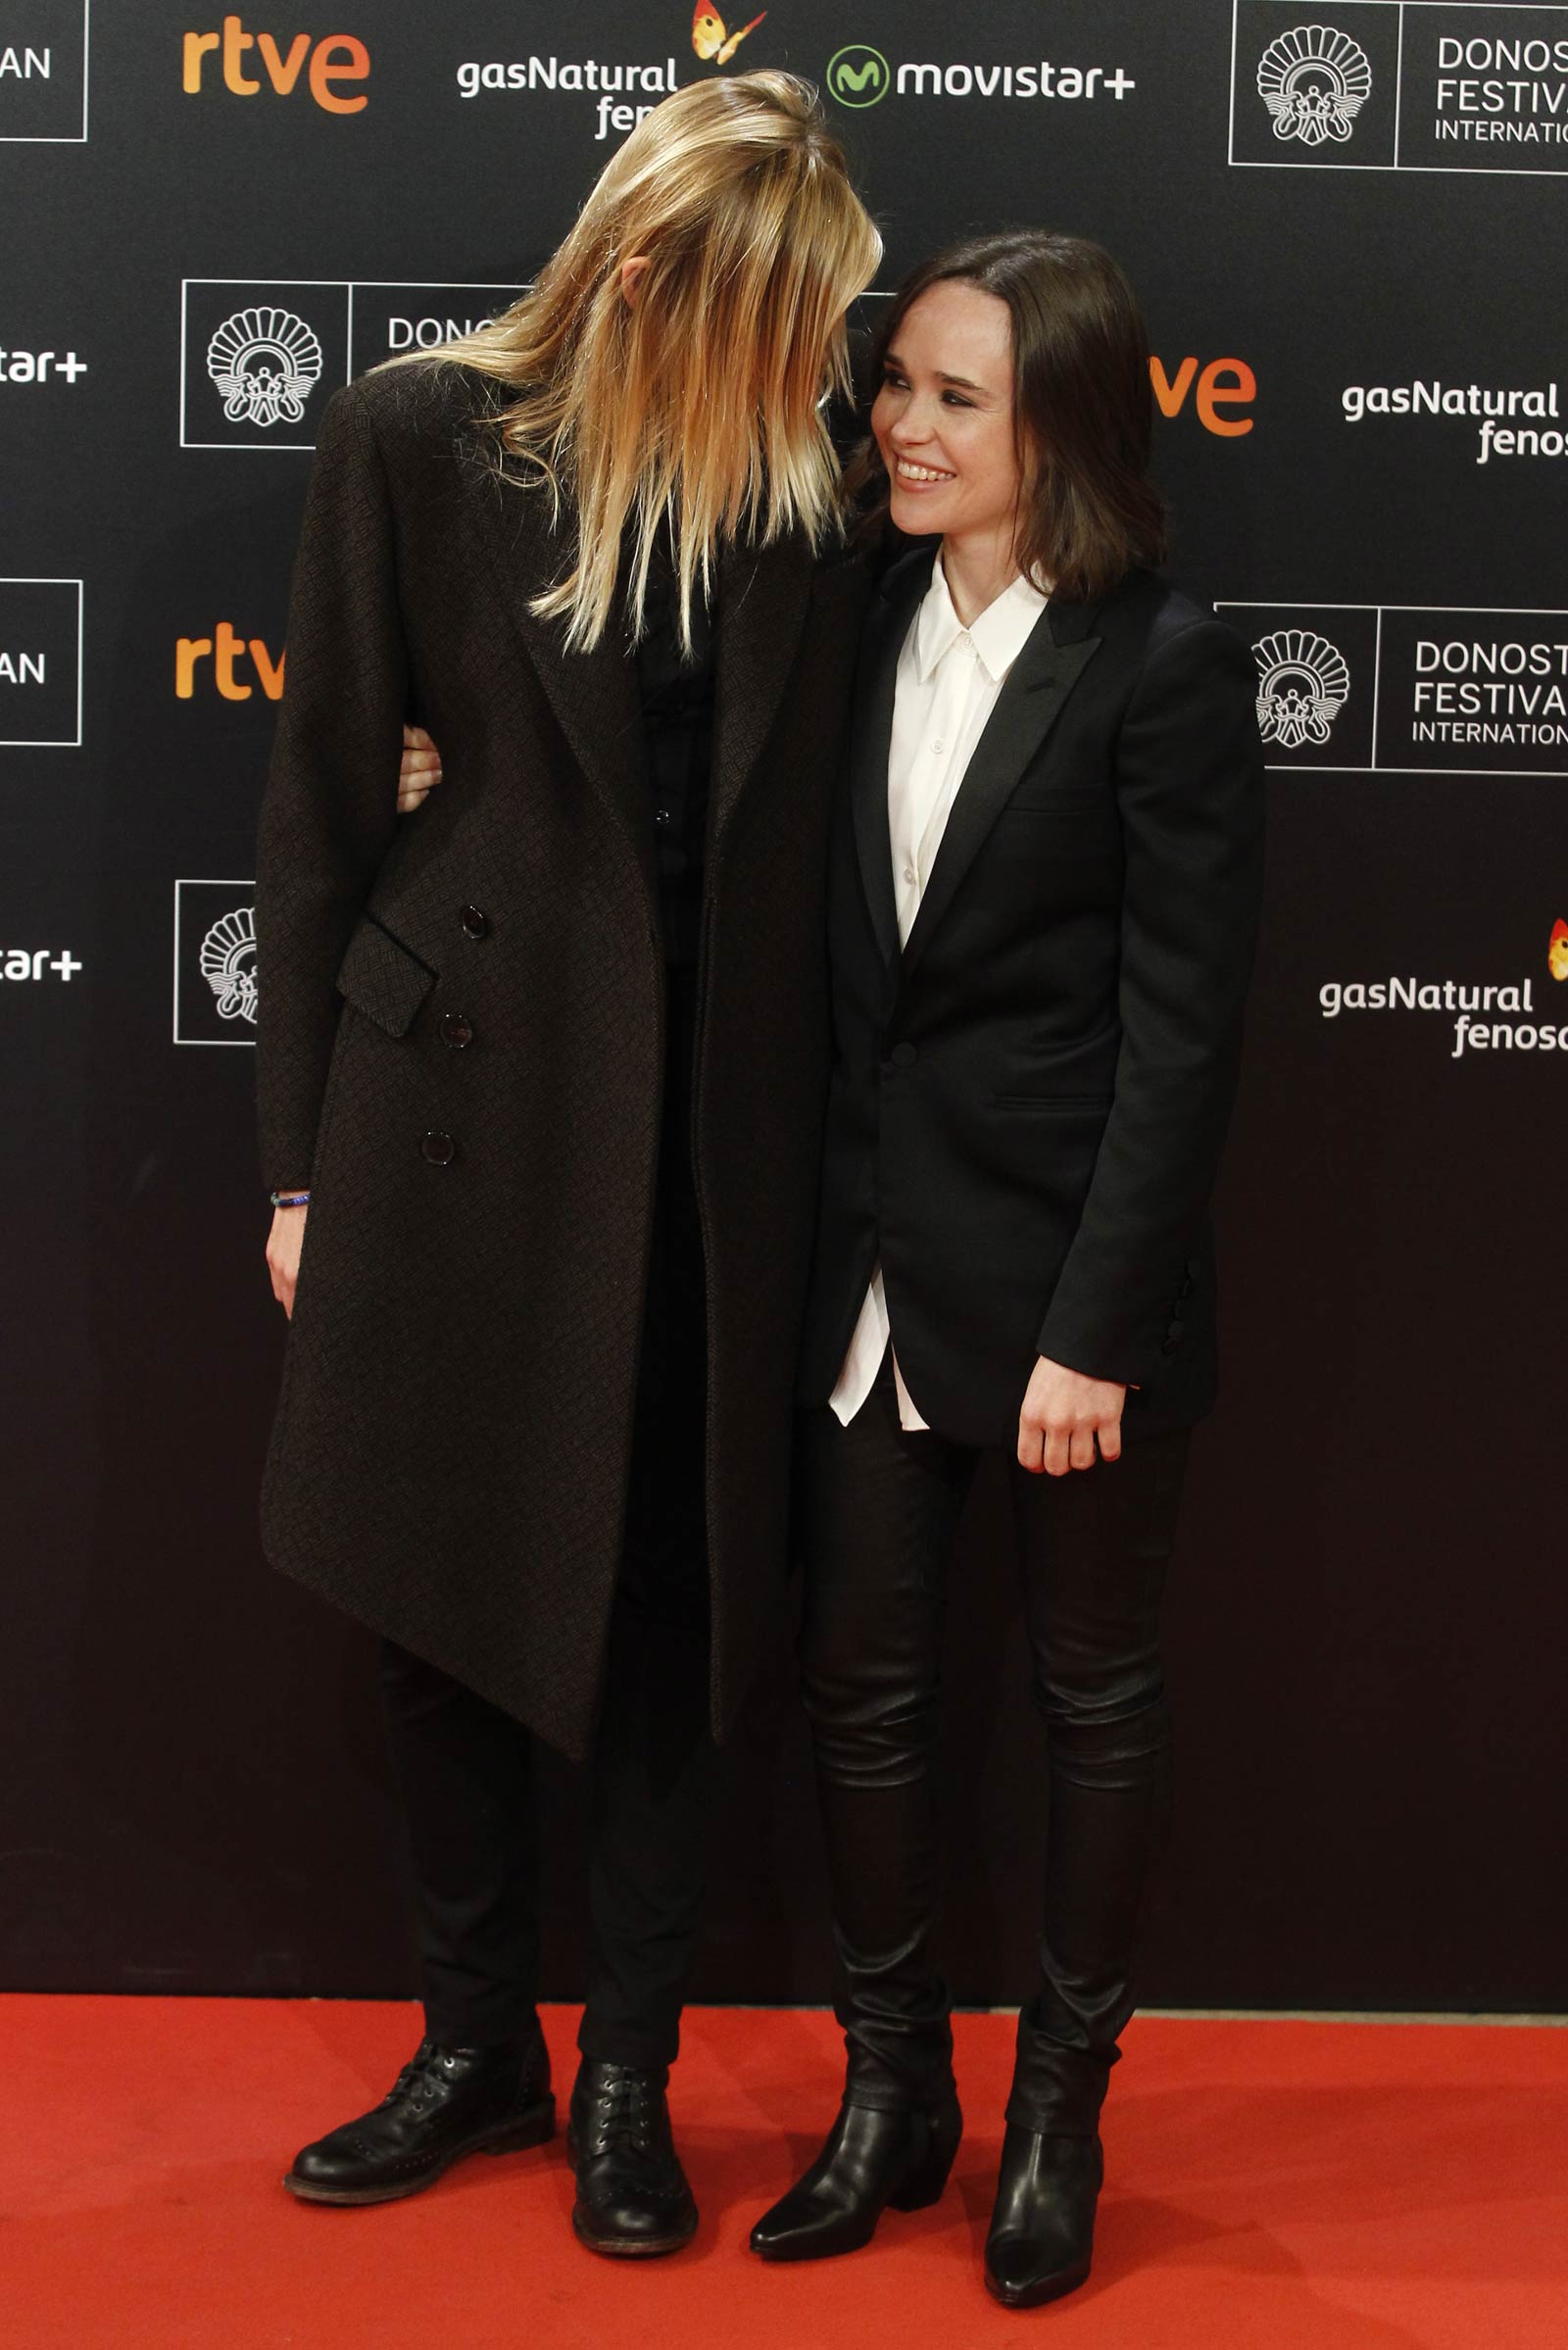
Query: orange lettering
182 29 220 91
248 639 286 699
214 621 252 701
257 30 310 91
220 13 260 94
310 34 369 113
1196 359 1256 438
174 637 212 698
1149 356 1199 418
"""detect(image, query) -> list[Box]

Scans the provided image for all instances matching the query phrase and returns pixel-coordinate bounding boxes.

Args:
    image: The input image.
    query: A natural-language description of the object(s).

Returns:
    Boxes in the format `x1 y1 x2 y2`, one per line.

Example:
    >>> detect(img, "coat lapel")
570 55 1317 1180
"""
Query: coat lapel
461 458 657 904
899 601 1102 987
851 550 934 971
710 532 818 842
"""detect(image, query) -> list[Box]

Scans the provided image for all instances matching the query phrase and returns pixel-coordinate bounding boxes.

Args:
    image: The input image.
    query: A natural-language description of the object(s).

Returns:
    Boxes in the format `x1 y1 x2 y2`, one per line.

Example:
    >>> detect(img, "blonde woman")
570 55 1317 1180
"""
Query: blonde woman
255 73 880 2255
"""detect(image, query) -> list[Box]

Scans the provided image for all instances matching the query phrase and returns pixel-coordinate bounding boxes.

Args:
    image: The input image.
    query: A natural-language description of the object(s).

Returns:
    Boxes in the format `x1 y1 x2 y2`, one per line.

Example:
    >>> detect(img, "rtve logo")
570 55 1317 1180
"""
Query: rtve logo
182 17 369 113
176 624 285 700
1151 356 1255 438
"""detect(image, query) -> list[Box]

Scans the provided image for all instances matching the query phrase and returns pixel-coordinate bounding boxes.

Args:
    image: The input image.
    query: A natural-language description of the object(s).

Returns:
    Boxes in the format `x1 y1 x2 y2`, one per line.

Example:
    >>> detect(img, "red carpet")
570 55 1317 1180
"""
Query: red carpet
4 1997 1566 2347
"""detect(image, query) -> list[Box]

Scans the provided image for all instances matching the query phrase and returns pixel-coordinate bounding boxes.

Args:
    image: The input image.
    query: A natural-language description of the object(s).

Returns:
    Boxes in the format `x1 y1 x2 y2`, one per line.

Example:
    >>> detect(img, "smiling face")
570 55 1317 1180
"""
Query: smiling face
871 278 1026 560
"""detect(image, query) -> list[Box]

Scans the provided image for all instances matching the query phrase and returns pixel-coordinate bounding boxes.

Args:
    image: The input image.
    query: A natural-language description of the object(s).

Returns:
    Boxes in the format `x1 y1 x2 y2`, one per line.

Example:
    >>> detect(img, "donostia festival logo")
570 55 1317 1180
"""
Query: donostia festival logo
207 306 322 427
827 43 891 107
199 906 259 1025
1252 629 1350 750
1550 919 1568 982
691 6 766 67
1257 24 1372 146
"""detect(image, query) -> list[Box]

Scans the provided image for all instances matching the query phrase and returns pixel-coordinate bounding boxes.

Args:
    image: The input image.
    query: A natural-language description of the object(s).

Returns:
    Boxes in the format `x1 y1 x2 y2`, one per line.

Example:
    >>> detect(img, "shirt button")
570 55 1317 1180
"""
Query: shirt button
903 864 917 885
932 740 946 755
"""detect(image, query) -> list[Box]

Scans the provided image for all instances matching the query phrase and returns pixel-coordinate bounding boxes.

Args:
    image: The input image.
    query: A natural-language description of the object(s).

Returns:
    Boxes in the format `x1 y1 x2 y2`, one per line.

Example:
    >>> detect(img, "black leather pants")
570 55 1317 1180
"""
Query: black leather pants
797 1360 1190 2133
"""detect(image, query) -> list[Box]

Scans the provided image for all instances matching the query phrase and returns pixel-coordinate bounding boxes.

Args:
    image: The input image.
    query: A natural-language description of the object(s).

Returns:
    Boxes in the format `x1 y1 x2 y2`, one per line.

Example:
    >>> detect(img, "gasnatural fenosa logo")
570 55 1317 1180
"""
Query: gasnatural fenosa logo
1257 23 1372 143
692 6 765 67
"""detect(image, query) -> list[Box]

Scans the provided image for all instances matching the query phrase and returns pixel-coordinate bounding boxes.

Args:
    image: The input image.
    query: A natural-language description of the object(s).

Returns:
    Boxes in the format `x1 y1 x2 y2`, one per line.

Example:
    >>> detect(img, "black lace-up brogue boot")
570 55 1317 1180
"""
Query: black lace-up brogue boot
566 2059 699 2257
749 2093 962 2261
984 2126 1103 2308
283 2027 555 2205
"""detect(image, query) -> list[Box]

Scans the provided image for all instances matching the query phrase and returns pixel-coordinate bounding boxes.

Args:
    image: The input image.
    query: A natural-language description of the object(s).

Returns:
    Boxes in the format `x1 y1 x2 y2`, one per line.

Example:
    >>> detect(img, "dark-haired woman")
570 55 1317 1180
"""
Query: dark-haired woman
747 234 1265 2306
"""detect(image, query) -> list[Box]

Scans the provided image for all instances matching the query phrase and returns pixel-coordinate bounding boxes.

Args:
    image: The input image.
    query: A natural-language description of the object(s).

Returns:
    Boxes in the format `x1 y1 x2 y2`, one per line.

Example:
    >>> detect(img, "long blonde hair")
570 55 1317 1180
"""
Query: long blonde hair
408 73 881 652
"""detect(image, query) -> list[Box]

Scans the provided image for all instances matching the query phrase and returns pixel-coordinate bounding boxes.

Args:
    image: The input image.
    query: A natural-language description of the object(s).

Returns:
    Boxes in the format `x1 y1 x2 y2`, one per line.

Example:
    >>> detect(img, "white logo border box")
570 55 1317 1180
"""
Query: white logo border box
172 878 257 1047
1 0 89 144
0 576 83 748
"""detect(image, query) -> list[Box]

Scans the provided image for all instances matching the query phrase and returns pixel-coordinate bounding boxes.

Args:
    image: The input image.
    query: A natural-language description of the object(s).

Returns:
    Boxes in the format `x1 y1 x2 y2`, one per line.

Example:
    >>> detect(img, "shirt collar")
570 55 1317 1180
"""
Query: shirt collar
911 556 1052 688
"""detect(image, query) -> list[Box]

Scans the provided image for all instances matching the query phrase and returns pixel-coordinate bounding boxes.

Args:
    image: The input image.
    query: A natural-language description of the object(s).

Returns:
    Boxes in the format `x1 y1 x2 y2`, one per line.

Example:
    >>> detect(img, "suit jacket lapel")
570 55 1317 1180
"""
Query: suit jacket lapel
711 532 817 842
900 604 1102 987
851 550 934 971
461 458 656 904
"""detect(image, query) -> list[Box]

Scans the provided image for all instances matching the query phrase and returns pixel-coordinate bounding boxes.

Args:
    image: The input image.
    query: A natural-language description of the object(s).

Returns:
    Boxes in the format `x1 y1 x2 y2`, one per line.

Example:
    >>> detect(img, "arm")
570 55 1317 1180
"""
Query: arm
255 381 410 1200
1035 615 1267 1389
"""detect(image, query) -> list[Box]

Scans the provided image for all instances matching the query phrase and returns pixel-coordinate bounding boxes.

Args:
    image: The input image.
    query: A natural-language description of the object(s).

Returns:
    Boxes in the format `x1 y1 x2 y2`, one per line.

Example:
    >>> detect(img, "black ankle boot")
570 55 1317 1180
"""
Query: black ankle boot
984 2126 1102 2307
283 2028 555 2204
566 2060 698 2258
750 2093 962 2262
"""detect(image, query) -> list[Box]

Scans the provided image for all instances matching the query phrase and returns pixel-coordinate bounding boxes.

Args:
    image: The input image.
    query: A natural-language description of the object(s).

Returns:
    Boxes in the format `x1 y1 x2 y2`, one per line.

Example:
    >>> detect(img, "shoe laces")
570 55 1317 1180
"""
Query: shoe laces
382 2038 462 2117
586 2069 658 2160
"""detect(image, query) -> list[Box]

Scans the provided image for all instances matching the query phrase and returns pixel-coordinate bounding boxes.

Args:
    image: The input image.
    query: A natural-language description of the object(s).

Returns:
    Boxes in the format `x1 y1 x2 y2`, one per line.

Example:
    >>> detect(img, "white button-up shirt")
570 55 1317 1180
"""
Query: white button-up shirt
829 556 1052 1432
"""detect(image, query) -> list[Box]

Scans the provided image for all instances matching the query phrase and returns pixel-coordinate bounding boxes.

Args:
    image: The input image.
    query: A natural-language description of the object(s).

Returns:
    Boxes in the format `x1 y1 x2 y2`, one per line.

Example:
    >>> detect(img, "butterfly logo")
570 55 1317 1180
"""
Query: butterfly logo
692 6 767 67
1549 918 1568 982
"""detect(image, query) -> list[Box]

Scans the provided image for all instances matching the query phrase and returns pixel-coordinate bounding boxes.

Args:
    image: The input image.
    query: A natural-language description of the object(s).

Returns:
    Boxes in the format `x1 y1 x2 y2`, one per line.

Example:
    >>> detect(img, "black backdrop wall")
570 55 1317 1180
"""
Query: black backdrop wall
3 1 1565 2013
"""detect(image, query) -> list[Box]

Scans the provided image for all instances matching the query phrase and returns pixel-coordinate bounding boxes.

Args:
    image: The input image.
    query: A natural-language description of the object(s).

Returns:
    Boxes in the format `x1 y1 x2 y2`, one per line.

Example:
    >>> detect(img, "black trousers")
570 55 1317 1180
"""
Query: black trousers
380 970 713 2072
797 1359 1190 2134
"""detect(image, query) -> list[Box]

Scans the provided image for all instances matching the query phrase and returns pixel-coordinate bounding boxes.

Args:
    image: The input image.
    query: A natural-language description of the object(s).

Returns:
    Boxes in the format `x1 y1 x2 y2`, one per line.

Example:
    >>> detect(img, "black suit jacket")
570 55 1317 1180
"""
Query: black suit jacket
798 547 1266 1444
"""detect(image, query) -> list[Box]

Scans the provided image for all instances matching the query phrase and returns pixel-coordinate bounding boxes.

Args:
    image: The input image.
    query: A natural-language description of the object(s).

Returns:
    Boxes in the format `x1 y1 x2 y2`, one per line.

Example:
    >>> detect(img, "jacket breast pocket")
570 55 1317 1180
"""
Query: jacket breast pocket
334 914 438 1039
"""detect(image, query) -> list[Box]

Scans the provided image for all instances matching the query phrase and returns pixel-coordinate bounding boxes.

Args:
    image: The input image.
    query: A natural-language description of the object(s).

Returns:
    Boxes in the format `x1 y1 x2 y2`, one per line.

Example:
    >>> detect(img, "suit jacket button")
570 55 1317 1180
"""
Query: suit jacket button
461 905 489 940
441 1012 474 1049
1165 1318 1184 1344
891 1042 917 1068
421 1131 457 1165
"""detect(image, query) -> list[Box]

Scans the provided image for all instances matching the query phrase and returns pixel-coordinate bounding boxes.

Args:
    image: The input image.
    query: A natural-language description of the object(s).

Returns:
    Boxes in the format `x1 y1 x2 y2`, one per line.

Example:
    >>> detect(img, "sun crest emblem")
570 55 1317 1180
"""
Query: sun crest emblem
1252 630 1351 750
207 307 323 429
691 6 766 66
1257 24 1373 145
200 906 259 1025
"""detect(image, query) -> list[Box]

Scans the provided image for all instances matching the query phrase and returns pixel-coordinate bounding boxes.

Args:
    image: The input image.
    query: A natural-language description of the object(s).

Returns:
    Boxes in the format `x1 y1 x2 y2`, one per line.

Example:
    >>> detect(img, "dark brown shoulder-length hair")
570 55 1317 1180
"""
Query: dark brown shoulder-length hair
858 229 1168 603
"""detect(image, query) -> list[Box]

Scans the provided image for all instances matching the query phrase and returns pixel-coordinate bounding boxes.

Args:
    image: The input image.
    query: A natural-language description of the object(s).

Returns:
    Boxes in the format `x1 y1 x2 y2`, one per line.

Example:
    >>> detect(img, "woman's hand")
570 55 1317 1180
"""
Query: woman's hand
1017 1356 1126 1476
397 722 443 813
266 1202 308 1319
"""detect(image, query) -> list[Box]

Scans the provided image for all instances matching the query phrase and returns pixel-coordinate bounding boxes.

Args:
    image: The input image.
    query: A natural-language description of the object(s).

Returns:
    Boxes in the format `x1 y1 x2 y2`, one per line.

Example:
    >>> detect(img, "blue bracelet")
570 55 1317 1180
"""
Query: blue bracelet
270 1190 312 1208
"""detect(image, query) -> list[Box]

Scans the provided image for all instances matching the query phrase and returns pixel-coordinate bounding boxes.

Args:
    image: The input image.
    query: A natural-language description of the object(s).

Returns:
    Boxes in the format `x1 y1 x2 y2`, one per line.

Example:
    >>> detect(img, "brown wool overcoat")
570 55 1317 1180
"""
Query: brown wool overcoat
255 363 871 1760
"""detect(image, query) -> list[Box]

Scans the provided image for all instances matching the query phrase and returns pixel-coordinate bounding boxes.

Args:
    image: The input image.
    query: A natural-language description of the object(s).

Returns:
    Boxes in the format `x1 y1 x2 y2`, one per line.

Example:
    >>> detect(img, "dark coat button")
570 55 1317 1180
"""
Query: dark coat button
461 905 489 940
441 1012 474 1049
891 1042 917 1068
421 1131 457 1165
1165 1319 1184 1343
